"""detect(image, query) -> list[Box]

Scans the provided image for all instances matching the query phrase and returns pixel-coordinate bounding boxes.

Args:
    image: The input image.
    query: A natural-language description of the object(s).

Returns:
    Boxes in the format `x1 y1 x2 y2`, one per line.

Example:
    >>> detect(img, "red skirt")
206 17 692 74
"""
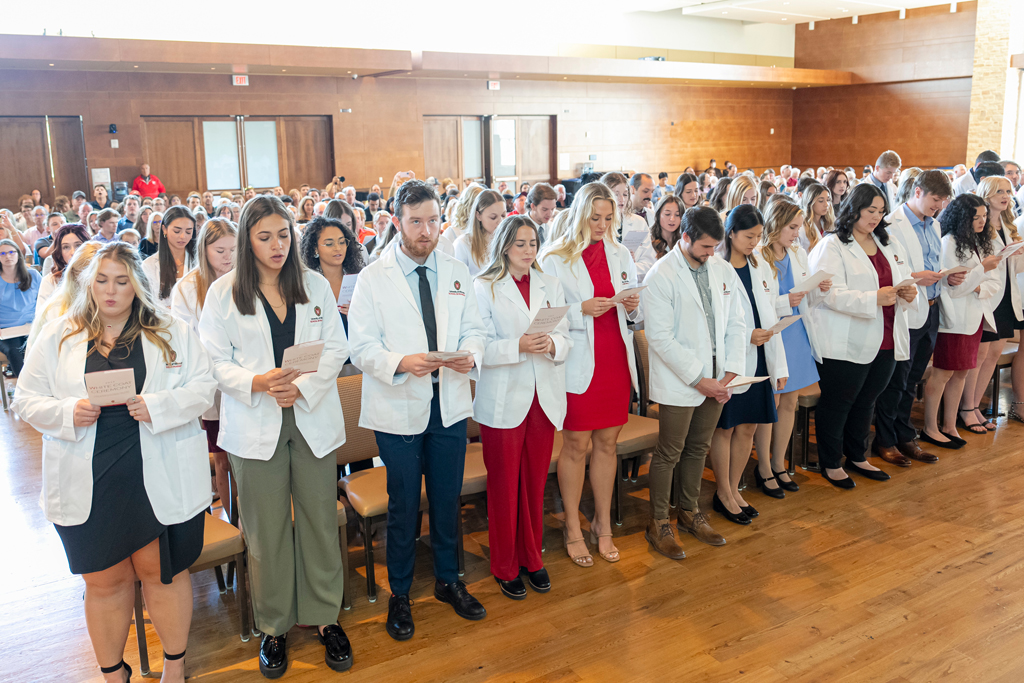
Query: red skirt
933 323 983 371
563 313 630 431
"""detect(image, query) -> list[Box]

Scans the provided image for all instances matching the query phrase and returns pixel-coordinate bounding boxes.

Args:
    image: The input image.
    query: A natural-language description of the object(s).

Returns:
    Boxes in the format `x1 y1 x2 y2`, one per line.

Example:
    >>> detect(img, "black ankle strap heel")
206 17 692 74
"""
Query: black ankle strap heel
164 649 186 661
99 660 132 680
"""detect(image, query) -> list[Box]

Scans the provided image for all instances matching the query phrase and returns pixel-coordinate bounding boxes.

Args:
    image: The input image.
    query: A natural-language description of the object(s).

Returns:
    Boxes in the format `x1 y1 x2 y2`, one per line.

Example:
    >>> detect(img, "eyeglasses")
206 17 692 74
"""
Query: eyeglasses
0 250 18 258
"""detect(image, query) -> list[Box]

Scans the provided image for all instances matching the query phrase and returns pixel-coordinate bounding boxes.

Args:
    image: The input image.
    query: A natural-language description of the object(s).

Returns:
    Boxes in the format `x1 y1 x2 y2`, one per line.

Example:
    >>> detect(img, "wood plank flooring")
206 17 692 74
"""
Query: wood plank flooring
1 383 1023 682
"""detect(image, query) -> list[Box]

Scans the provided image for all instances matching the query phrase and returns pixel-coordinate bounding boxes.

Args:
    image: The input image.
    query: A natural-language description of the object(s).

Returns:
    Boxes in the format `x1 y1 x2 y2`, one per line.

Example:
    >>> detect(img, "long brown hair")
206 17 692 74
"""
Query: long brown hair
477 215 543 295
232 195 309 315
61 242 175 362
158 206 197 300
760 196 803 276
468 190 504 267
0 239 32 290
187 218 237 316
649 195 685 259
799 183 834 251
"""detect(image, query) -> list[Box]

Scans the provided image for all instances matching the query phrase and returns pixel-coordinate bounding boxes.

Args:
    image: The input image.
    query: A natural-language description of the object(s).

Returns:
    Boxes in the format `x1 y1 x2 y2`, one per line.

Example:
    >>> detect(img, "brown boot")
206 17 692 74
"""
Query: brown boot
677 507 726 547
645 519 686 560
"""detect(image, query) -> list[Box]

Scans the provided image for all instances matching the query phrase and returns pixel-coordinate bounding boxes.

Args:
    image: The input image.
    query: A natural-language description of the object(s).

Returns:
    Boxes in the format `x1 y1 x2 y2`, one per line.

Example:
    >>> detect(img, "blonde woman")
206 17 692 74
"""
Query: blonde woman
633 194 684 283
961 176 1024 430
453 189 506 276
753 197 830 498
297 196 316 224
474 215 571 599
171 218 238 506
438 183 484 255
722 175 759 216
27 241 104 351
14 241 216 683
540 182 641 566
797 183 834 253
138 211 162 259
893 167 923 208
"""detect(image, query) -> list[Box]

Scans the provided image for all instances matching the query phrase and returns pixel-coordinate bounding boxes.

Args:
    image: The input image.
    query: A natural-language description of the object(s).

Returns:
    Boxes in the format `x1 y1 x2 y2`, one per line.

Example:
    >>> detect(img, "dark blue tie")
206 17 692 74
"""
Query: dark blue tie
416 266 438 378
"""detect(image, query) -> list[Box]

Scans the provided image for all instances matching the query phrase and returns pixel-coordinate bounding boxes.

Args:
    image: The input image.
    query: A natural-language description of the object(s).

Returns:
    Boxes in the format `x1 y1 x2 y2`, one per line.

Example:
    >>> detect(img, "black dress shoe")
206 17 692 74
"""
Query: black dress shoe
821 469 856 489
434 580 487 620
495 575 527 600
740 504 759 518
317 624 353 672
939 430 967 446
754 469 785 499
520 567 551 593
386 594 415 641
773 469 800 492
844 460 891 481
712 492 751 525
259 634 287 679
919 430 964 450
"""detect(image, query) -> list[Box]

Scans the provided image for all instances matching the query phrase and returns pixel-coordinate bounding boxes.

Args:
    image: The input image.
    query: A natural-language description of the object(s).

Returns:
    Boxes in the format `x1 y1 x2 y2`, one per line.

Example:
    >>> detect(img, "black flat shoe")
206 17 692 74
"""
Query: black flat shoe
773 469 800 492
919 431 964 450
844 460 891 481
259 634 287 679
386 594 415 641
435 580 487 620
740 504 759 518
520 566 551 593
99 660 132 682
712 492 751 525
318 624 353 672
754 469 785 499
940 430 967 446
495 575 527 600
822 469 856 489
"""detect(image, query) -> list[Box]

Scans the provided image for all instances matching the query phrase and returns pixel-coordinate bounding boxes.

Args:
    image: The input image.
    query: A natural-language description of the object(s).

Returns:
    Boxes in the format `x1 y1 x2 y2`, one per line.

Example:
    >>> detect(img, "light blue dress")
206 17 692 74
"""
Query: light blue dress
774 252 819 394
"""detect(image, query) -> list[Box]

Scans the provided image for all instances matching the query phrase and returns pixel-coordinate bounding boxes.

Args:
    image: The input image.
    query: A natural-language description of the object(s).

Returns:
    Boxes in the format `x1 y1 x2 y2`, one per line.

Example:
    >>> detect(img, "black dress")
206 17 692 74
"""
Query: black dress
53 338 204 583
717 264 779 429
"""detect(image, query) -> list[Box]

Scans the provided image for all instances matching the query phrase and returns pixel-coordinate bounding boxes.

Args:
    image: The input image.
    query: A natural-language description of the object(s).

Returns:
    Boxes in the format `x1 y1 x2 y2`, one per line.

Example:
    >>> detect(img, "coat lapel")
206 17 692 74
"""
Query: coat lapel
382 247 420 313
499 276 531 319
528 271 547 318
673 247 704 309
435 254 453 351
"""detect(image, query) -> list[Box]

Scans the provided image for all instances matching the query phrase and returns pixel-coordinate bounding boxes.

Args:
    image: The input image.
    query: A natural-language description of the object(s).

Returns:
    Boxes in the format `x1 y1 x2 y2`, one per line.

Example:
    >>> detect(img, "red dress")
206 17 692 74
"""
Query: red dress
563 242 631 431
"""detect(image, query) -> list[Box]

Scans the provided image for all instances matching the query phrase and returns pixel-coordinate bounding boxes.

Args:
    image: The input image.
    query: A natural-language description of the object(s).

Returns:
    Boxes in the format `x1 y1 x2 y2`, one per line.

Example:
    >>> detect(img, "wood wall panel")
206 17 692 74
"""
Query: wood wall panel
791 78 972 171
142 118 201 199
422 117 460 184
0 118 49 210
279 117 333 192
47 117 89 204
519 116 554 183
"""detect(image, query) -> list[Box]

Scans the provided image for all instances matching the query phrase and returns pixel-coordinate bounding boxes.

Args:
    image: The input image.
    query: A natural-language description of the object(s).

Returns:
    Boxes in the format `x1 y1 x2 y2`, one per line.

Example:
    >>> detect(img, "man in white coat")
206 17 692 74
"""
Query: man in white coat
640 206 747 559
874 170 964 466
953 150 1001 196
348 179 488 641
865 150 901 211
525 183 557 246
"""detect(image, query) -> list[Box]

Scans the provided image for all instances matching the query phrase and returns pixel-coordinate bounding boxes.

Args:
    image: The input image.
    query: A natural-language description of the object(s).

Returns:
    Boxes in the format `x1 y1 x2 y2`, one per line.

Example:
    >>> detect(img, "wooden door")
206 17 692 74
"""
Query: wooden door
0 117 50 210
280 117 333 192
518 116 555 187
48 117 89 203
423 117 461 185
142 118 202 198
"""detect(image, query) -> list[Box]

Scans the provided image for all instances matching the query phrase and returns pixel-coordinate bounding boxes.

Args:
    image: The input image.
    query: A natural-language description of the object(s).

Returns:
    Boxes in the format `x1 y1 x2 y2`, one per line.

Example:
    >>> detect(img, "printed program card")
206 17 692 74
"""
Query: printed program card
524 305 570 335
281 340 326 374
85 368 136 406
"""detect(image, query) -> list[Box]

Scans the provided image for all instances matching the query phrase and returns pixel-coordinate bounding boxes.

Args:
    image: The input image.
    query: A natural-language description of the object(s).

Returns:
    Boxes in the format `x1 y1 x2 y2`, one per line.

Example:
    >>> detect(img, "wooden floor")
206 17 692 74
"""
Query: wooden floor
3 385 1024 682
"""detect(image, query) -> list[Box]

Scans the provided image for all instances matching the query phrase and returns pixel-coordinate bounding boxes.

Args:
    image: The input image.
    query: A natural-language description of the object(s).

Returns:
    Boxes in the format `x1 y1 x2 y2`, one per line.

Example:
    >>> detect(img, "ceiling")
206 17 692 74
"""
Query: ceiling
638 0 957 24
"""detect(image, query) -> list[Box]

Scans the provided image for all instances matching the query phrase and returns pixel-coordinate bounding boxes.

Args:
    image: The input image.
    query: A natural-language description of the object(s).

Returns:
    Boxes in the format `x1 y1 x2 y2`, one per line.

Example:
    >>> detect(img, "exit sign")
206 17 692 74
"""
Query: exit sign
233 75 249 86
487 80 500 90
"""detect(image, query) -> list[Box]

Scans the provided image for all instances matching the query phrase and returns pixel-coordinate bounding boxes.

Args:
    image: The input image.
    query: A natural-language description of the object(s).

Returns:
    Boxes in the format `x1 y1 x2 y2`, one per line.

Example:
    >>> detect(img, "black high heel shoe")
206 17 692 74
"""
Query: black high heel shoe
712 492 751 525
754 469 785 499
100 660 132 682
773 469 799 492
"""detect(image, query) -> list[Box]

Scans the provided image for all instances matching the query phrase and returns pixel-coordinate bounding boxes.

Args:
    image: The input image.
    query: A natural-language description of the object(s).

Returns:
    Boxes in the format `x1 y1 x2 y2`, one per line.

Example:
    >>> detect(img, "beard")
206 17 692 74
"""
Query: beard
400 229 438 259
685 243 709 264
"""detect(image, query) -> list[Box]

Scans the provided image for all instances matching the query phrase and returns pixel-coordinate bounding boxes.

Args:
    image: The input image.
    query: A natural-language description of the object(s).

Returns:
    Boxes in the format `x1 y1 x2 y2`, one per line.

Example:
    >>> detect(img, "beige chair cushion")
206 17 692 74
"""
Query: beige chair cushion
647 403 660 420
461 444 488 496
797 382 820 408
194 513 244 568
335 375 380 468
341 468 427 519
615 413 660 455
998 343 1018 367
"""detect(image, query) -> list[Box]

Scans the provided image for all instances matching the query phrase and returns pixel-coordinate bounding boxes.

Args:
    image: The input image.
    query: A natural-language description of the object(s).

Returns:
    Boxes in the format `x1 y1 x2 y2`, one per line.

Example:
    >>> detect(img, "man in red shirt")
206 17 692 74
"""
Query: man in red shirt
131 163 165 198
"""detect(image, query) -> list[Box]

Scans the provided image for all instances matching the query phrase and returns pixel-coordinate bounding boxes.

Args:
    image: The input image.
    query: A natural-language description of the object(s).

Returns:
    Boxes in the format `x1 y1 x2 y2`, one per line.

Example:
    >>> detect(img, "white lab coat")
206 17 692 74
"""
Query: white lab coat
728 254 789 390
36 270 58 309
171 269 222 421
936 235 999 334
886 203 948 330
806 232 920 363
640 246 747 407
991 226 1024 323
436 224 465 256
142 253 185 309
348 245 487 435
952 172 976 197
619 213 648 245
758 244 823 360
472 272 572 430
541 239 642 396
633 235 659 283
452 233 486 276
13 317 216 526
198 270 348 460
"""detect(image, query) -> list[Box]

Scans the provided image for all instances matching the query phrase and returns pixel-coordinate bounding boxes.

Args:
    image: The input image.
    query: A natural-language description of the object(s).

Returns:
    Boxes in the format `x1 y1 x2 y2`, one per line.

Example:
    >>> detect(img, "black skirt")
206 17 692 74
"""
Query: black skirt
54 338 204 583
981 272 1020 342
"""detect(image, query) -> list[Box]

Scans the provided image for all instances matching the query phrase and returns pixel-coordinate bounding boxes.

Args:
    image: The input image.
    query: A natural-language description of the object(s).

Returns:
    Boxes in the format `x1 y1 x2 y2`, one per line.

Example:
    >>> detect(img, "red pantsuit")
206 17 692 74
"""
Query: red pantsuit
479 392 555 581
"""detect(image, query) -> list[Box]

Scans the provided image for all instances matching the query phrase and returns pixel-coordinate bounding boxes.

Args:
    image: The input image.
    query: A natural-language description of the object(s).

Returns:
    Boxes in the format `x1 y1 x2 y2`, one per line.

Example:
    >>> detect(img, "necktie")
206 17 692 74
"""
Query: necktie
416 266 438 378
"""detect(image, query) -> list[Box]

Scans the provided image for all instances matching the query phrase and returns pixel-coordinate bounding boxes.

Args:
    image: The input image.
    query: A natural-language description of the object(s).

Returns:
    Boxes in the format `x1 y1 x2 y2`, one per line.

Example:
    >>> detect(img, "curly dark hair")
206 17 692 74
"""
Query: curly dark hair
938 193 992 262
833 183 890 246
299 216 364 275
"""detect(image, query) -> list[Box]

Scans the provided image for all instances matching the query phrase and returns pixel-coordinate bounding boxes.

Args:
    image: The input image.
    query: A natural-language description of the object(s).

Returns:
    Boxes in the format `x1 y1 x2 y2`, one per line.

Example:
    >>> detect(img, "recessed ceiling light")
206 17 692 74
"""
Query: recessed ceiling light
722 10 728 13
211 67 215 70
281 69 286 72
841 8 849 11
49 63 54 66
781 18 787 21
133 65 139 68
347 71 351 74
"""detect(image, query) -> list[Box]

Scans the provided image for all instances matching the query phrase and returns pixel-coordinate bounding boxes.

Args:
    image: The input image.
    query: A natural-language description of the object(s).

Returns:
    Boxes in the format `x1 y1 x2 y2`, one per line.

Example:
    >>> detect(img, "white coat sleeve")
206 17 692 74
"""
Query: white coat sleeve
169 281 195 330
475 280 524 368
811 238 878 319
142 324 217 435
633 240 656 284
941 238 985 299
622 247 643 323
456 276 488 381
721 267 749 378
348 271 408 386
640 274 705 386
293 281 349 412
11 328 83 443
198 287 259 407
543 255 585 332
545 279 573 363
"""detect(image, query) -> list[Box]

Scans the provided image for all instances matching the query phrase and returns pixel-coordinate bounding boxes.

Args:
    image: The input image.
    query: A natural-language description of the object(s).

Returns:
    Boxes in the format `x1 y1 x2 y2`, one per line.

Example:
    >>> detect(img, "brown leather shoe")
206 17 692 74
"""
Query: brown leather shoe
874 445 912 468
645 519 685 560
677 508 726 547
897 440 939 463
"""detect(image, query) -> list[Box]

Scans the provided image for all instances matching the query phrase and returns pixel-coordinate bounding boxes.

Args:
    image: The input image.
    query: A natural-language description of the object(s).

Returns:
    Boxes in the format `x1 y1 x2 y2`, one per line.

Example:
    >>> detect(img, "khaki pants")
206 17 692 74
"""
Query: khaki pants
228 408 343 636
648 398 723 519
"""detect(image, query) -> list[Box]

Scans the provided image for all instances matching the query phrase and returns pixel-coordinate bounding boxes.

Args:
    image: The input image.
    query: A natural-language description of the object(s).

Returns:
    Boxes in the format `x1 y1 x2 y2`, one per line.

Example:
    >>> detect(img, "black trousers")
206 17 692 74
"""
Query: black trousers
815 351 898 471
873 304 940 447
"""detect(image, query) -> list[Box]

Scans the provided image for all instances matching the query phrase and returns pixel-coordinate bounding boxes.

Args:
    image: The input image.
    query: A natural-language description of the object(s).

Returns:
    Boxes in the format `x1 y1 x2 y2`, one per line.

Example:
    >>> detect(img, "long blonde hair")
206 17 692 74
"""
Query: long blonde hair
760 196 804 276
977 176 1020 242
542 182 619 264
62 242 175 362
448 184 485 234
476 215 543 295
27 241 104 351
468 190 504 267
186 217 237 317
545 209 572 245
799 183 834 251
723 175 758 214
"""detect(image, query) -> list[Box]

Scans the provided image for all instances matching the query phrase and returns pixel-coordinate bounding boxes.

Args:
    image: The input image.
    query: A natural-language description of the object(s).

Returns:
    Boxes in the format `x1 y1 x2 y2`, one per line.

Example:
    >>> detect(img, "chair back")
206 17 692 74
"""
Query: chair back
335 373 379 467
633 329 651 416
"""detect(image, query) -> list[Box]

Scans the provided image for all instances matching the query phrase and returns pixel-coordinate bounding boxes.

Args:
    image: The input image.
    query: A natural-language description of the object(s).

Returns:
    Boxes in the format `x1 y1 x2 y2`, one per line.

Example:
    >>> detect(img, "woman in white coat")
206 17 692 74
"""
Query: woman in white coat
540 182 641 566
170 218 237 507
437 183 484 256
753 196 831 498
142 205 197 308
453 189 506 276
13 241 216 683
797 183 835 253
709 205 788 524
602 172 647 243
474 215 572 599
633 194 684 283
807 183 920 489
198 196 353 677
921 194 1000 446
